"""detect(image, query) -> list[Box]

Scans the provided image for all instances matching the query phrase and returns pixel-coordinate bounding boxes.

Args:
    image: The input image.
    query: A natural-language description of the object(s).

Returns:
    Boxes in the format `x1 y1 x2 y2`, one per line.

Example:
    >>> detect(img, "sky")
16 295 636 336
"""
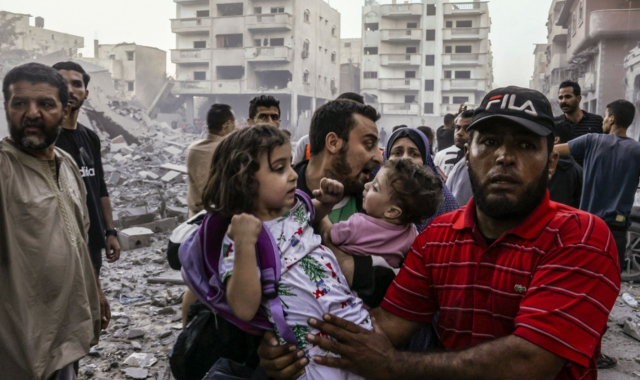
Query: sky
0 0 551 88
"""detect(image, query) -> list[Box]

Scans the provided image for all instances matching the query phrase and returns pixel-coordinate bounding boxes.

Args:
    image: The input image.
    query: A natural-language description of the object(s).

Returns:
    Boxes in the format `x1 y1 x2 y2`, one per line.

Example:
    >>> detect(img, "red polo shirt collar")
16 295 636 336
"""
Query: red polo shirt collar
452 192 557 241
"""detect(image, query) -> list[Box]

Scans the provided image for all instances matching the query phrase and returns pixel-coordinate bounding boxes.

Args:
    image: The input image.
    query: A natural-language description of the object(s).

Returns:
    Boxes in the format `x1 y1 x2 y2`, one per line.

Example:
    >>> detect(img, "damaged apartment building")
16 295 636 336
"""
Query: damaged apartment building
170 0 341 135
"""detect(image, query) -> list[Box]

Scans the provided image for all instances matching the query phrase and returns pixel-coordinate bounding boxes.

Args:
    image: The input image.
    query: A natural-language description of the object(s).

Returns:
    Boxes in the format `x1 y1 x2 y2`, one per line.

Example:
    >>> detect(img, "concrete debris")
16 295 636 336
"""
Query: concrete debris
124 353 157 368
119 227 154 251
122 367 148 379
625 320 640 342
126 329 146 340
160 163 188 174
160 171 182 183
162 146 182 156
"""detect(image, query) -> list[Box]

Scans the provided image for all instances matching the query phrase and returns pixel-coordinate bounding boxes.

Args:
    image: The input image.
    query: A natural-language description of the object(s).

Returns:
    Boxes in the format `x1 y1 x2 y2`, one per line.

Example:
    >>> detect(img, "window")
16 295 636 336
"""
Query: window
442 96 450 104
331 51 336 63
445 46 452 53
426 29 436 41
407 22 418 29
365 22 379 31
345 42 351 47
364 47 378 55
196 10 210 17
303 70 309 83
453 96 470 104
444 70 452 79
579 1 584 25
456 20 472 28
424 103 434 114
270 38 285 46
193 72 206 80
193 41 206 48
405 71 416 78
270 7 284 13
455 71 471 79
127 81 134 91
254 39 261 47
217 3 243 16
254 7 262 14
216 34 243 48
425 55 435 66
446 21 453 28
405 95 416 103
425 80 434 91
406 47 417 53
364 71 378 79
304 9 310 23
127 51 134 61
332 25 337 36
455 45 472 53
216 66 244 80
427 4 436 16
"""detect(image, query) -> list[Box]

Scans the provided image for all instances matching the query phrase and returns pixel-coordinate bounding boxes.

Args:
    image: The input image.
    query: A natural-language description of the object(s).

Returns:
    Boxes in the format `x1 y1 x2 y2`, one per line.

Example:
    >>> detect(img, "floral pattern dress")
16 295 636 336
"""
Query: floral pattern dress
219 200 372 380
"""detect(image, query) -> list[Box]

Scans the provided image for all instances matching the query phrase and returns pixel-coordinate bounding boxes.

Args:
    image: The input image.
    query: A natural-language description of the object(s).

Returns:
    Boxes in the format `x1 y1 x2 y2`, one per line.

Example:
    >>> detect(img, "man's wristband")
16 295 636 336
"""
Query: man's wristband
105 229 118 237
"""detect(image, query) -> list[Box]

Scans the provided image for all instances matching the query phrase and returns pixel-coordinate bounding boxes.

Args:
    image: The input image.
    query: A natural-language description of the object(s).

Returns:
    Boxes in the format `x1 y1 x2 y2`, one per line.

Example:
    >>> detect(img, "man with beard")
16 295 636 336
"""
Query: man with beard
53 61 120 331
0 63 101 379
259 87 620 380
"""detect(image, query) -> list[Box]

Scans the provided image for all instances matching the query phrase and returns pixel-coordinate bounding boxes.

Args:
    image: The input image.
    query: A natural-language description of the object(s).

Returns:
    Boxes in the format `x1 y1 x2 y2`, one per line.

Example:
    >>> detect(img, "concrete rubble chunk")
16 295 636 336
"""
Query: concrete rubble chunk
122 367 148 379
108 172 122 186
111 135 126 144
163 146 182 156
124 353 157 368
166 206 188 222
113 153 126 162
103 164 116 172
624 320 640 342
138 171 160 181
160 163 188 174
118 227 154 251
161 171 182 183
136 218 178 233
126 329 146 340
116 207 157 229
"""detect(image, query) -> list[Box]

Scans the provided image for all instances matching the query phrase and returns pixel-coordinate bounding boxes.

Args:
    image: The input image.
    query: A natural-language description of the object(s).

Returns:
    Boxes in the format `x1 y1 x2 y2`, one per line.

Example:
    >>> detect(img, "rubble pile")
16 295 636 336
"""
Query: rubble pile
602 283 640 377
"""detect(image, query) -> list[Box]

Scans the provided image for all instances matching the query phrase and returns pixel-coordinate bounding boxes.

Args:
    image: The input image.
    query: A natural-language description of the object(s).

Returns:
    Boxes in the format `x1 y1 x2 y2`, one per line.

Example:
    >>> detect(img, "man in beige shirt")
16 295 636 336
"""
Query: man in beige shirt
0 63 101 380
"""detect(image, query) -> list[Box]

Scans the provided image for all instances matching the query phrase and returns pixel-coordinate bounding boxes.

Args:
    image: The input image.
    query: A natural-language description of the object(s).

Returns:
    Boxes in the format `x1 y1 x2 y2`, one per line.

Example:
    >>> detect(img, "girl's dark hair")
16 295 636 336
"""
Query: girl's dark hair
202 124 289 216
384 159 444 225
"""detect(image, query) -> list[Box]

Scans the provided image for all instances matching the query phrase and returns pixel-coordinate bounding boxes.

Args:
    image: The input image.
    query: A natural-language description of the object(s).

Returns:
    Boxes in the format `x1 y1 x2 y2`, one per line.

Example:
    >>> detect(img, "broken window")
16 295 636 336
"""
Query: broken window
455 71 471 79
304 9 310 23
270 7 284 13
364 47 378 55
302 40 310 58
331 51 336 63
127 51 134 61
196 10 210 17
303 70 309 83
216 34 243 48
364 71 378 79
365 23 379 31
216 66 244 80
455 45 472 53
270 38 285 46
456 20 472 28
254 7 262 14
217 3 243 17
194 71 207 80
193 41 206 49
127 81 134 91
255 70 291 90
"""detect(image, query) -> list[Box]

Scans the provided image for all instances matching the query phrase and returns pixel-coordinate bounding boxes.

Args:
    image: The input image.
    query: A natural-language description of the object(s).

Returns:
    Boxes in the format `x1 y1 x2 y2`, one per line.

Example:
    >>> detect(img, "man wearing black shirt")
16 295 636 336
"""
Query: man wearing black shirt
435 113 456 152
555 81 603 139
53 61 120 329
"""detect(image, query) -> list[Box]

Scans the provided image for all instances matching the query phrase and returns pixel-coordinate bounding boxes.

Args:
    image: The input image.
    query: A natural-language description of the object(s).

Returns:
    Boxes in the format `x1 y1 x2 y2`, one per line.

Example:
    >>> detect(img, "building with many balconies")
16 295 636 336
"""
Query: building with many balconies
359 0 493 127
170 0 341 134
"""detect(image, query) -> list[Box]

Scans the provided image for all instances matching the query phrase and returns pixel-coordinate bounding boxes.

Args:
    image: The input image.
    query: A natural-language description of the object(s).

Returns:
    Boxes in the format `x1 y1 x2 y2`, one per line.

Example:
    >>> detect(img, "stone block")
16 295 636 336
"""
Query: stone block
136 218 178 233
117 207 157 229
118 227 154 251
166 206 188 222
161 171 182 183
163 146 182 156
111 135 126 144
108 172 121 186
138 171 159 181
160 163 188 174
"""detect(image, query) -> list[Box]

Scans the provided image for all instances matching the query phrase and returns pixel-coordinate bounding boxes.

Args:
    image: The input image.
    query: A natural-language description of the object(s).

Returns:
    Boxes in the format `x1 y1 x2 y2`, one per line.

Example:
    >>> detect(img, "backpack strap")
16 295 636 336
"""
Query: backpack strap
295 189 315 222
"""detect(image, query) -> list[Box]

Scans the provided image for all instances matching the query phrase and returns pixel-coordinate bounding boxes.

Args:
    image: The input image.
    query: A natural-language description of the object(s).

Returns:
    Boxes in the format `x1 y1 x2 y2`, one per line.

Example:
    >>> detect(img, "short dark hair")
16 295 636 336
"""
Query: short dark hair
392 125 408 132
309 99 380 156
444 113 456 125
459 110 474 119
336 92 364 104
206 104 235 134
249 95 280 119
606 99 636 129
551 122 573 144
52 61 91 88
417 126 434 155
469 129 554 156
3 62 69 107
384 159 443 225
559 81 581 97
202 124 289 216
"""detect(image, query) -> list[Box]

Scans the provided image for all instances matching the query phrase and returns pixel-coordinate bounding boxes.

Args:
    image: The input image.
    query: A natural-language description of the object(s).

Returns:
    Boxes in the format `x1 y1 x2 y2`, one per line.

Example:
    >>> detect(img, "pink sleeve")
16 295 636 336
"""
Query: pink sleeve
330 216 359 245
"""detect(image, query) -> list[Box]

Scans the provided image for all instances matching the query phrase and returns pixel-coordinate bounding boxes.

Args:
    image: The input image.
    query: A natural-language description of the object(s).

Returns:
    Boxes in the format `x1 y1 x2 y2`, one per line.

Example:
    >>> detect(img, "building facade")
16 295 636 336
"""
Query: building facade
170 0 341 134
340 38 362 95
359 0 493 127
530 44 547 93
0 11 84 57
85 43 167 109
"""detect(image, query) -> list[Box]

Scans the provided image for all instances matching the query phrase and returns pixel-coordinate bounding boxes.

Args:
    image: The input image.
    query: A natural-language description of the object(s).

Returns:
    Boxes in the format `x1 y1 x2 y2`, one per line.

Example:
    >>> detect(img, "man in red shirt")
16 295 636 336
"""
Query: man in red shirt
259 87 621 380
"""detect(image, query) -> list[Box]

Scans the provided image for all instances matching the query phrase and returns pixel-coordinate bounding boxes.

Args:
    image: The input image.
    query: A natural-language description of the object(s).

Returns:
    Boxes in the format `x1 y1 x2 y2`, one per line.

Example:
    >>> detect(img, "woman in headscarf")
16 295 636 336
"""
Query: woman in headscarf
384 127 459 231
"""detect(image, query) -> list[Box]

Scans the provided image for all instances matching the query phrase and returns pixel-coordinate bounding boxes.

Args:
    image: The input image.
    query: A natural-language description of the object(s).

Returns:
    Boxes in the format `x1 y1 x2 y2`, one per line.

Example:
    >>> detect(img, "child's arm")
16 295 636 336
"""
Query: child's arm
226 214 263 322
311 177 344 230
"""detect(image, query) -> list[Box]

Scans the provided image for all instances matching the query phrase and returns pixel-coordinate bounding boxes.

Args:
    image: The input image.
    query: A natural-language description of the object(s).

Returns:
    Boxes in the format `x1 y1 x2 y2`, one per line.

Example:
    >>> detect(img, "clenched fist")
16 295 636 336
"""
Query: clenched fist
313 178 344 208
228 213 263 247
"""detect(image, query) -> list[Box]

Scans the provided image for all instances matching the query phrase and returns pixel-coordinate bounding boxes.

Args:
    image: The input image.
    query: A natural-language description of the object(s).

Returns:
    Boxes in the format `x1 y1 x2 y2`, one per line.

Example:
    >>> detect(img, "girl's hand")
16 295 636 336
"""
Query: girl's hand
228 213 263 246
313 178 344 207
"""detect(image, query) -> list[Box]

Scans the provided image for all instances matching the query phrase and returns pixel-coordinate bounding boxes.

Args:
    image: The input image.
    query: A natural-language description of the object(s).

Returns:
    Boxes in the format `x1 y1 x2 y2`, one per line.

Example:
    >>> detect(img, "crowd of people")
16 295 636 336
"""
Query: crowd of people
0 60 636 380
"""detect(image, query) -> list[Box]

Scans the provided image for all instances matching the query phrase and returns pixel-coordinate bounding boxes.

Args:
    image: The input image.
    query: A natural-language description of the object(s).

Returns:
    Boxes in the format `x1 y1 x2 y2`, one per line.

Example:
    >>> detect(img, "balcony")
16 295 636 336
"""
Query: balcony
171 49 211 63
381 103 420 116
173 80 211 94
442 53 489 66
577 72 596 93
379 78 421 91
246 13 293 31
245 47 292 62
442 27 489 40
362 78 379 90
171 18 212 34
381 3 423 18
441 78 488 91
443 2 488 15
590 9 640 39
380 54 421 66
381 29 422 43
547 53 567 71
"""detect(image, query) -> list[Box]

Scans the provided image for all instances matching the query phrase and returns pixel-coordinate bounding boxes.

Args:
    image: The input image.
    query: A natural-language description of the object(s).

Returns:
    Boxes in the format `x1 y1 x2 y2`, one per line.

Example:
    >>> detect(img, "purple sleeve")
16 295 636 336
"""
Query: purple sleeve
330 216 360 246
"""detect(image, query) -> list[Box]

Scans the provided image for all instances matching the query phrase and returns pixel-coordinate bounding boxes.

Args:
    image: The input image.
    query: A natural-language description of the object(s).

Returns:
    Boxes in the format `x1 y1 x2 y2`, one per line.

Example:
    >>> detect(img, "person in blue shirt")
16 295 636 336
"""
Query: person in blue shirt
555 99 640 270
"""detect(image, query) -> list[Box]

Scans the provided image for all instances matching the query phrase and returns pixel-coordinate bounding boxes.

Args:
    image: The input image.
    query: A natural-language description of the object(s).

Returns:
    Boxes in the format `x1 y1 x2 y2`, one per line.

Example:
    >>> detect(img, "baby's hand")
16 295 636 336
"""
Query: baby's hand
228 214 262 247
313 178 344 207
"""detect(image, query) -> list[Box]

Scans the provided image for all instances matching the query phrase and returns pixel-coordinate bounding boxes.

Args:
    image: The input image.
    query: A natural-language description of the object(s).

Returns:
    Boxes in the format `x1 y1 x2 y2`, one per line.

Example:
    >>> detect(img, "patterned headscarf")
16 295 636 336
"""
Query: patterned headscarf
384 127 459 232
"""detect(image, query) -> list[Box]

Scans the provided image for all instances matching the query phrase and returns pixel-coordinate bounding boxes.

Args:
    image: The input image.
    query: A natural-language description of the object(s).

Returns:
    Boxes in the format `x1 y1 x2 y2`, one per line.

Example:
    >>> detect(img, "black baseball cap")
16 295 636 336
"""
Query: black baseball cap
468 86 555 136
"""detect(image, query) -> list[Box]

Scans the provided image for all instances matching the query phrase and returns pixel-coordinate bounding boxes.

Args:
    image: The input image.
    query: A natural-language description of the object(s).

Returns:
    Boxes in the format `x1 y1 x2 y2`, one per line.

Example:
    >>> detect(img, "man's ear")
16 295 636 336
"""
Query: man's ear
84 89 89 101
325 132 343 154
464 142 470 168
548 151 560 180
576 94 582 104
384 205 402 221
554 136 560 144
63 103 71 121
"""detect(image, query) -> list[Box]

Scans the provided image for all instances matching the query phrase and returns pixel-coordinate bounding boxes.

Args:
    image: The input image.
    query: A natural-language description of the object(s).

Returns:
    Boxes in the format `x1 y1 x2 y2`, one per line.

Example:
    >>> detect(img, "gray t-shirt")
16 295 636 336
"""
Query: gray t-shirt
446 159 473 207
569 133 640 226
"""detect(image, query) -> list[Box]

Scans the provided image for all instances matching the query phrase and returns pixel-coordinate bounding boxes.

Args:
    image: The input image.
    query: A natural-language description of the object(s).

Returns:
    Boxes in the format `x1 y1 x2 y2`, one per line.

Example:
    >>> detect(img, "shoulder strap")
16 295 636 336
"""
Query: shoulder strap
295 189 315 222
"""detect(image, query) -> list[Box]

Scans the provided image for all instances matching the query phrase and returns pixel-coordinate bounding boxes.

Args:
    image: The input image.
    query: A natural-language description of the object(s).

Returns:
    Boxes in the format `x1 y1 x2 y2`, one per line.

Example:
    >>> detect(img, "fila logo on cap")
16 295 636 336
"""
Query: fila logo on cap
485 94 538 117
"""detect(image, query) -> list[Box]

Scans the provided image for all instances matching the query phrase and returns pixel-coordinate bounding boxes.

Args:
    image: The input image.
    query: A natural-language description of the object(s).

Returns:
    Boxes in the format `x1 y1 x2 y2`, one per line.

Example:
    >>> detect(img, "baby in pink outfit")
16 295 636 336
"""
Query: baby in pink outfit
325 159 444 268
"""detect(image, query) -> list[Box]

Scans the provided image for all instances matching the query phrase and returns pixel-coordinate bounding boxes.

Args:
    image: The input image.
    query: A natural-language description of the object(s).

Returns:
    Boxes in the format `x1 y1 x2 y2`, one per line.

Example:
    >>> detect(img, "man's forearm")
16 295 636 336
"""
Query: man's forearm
389 335 564 380
100 197 115 230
